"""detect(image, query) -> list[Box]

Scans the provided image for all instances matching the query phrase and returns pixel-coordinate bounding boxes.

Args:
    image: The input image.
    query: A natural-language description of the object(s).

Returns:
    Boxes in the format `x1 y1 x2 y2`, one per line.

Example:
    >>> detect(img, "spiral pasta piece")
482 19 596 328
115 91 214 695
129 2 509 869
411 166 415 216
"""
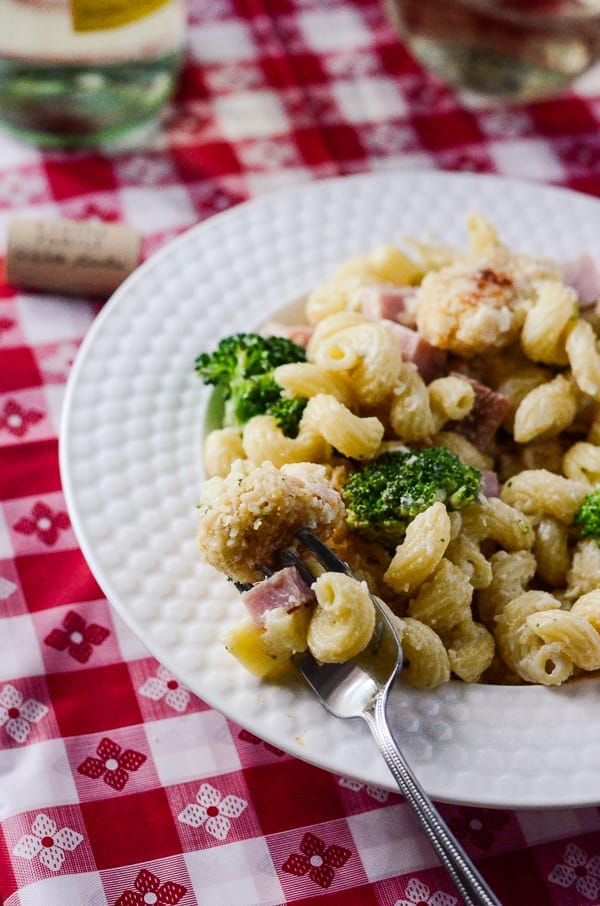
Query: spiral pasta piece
476 550 537 628
408 559 494 682
384 502 451 596
494 591 573 685
242 415 331 468
513 374 578 443
566 318 600 400
562 441 600 486
526 608 600 672
312 319 403 406
204 427 245 478
501 469 589 523
389 364 435 442
392 615 451 688
302 394 384 460
308 572 376 663
274 362 355 407
565 539 600 602
428 375 475 433
520 279 576 365
533 517 570 588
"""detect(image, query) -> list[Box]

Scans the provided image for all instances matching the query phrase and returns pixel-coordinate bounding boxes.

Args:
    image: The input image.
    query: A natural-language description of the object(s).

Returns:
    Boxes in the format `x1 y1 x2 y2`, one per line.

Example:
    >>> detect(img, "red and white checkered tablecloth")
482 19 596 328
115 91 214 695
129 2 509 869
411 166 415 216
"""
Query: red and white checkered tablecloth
2 2 600 904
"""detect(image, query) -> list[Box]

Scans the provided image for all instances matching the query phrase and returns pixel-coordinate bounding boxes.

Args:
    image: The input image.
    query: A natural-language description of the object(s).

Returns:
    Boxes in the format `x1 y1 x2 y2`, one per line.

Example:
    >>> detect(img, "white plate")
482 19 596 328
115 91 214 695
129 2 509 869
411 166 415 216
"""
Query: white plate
61 171 600 808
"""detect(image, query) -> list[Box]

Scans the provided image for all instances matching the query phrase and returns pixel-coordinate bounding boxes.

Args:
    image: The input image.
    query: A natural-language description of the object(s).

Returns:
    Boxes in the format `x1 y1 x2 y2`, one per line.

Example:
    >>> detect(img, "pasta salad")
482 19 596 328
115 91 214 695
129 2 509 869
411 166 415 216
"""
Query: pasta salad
195 213 600 688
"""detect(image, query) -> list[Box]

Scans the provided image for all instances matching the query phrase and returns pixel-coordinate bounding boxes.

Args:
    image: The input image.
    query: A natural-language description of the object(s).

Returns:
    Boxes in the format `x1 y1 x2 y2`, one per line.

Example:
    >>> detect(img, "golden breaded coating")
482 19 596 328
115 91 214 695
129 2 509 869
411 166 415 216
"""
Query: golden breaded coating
197 459 345 584
416 254 534 357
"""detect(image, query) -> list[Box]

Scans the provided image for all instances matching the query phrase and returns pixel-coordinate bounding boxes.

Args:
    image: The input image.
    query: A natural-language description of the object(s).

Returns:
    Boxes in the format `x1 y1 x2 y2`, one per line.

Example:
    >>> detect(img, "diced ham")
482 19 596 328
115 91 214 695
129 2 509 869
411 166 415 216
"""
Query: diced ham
383 320 448 382
262 322 314 349
481 469 500 497
241 565 315 628
359 284 418 327
560 254 600 309
447 372 511 451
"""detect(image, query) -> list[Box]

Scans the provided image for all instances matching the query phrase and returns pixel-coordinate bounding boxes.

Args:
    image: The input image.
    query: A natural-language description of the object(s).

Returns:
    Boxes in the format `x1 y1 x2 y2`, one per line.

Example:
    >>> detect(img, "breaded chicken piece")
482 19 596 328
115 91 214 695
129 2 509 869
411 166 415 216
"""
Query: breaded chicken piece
197 459 345 584
415 253 534 357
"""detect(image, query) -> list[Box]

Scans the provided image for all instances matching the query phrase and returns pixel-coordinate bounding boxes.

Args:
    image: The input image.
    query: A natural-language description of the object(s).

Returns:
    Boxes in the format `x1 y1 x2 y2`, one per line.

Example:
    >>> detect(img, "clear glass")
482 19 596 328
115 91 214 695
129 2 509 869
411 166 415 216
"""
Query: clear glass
0 0 186 148
385 0 600 100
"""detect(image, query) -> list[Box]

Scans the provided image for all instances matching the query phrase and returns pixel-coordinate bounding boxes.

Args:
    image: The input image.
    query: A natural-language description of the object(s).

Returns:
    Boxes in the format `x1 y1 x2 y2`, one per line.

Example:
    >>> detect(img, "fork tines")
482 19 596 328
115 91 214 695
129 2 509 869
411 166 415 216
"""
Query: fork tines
276 545 318 587
294 527 353 577
234 527 353 595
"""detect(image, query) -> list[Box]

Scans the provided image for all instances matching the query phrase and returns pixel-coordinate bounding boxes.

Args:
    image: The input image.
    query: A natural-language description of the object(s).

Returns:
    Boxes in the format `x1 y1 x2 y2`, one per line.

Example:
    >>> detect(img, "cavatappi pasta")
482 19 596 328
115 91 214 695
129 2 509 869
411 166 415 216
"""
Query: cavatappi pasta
197 214 600 688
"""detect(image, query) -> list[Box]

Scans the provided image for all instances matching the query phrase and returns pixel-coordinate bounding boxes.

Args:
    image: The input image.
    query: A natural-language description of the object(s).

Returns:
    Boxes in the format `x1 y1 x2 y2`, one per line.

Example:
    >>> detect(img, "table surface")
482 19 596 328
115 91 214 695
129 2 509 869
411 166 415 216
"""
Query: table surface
2 2 600 905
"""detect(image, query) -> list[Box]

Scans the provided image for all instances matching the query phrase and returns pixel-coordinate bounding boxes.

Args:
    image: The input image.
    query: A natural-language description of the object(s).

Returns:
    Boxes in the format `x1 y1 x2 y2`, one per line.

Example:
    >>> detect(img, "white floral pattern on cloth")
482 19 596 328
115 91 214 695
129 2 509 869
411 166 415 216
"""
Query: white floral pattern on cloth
37 342 80 381
62 195 120 223
395 877 458 906
116 154 176 186
0 166 48 207
0 576 17 599
338 777 389 802
12 813 83 872
0 683 48 743
115 867 187 906
326 50 381 79
77 737 147 791
282 831 352 889
206 62 265 93
178 782 247 840
549 843 600 899
479 109 532 139
237 138 300 170
138 665 190 713
187 0 232 26
360 122 417 157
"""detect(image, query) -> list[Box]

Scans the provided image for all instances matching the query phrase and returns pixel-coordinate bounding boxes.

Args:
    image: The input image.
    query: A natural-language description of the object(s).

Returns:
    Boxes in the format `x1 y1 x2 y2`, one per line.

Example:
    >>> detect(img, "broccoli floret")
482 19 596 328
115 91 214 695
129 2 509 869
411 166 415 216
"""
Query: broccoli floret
342 446 482 547
268 396 308 437
574 488 600 543
195 333 307 436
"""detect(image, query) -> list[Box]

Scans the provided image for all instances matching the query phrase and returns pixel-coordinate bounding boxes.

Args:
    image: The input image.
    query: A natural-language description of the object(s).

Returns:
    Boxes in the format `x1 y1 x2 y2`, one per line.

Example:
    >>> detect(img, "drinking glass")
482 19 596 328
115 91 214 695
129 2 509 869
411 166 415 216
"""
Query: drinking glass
385 0 600 100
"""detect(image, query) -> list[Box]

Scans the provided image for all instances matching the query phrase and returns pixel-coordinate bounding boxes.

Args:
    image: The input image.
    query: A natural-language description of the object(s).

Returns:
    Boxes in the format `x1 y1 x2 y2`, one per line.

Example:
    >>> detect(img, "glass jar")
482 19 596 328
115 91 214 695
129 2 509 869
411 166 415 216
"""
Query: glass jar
0 0 186 148
385 0 600 101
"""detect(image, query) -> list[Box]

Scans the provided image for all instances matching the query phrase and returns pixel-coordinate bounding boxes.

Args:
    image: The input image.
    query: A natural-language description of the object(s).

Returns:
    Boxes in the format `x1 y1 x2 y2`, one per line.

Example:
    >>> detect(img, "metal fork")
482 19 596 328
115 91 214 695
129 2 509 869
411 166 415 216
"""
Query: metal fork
284 527 502 906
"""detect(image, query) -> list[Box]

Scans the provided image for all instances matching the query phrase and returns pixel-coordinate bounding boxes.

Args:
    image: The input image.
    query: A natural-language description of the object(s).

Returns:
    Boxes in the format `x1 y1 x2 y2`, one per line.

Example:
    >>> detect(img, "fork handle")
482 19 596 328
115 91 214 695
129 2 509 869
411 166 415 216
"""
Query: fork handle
363 698 503 906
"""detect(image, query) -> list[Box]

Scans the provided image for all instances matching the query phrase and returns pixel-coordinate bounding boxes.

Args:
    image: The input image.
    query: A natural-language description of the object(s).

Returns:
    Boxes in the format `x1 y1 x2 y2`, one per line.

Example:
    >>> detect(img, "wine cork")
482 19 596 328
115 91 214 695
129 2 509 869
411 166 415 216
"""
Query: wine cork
5 217 142 297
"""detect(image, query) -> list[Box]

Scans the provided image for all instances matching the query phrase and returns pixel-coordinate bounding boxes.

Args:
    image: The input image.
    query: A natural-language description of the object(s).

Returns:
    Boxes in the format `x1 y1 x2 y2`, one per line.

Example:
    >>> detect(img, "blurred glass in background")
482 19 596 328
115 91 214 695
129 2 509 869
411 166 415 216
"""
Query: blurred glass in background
385 0 600 99
0 0 186 148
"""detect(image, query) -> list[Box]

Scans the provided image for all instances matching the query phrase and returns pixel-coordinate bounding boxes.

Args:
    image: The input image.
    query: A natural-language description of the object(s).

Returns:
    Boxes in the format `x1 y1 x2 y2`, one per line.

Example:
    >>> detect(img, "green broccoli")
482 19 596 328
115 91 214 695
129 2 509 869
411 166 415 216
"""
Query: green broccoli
342 446 482 548
195 332 308 436
573 488 600 544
